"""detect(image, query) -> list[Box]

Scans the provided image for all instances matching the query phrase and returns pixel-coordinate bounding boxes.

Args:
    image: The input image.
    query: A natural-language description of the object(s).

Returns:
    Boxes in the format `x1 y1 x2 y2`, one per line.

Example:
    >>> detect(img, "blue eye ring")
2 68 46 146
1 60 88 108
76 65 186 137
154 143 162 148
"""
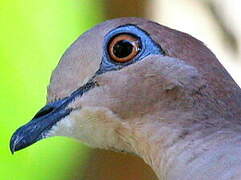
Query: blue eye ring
97 25 163 74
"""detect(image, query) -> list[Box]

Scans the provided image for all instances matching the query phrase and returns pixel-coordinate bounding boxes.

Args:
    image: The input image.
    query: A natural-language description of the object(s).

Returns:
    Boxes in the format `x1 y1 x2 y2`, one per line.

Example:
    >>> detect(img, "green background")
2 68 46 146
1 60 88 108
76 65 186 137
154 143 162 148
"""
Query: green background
0 1 104 179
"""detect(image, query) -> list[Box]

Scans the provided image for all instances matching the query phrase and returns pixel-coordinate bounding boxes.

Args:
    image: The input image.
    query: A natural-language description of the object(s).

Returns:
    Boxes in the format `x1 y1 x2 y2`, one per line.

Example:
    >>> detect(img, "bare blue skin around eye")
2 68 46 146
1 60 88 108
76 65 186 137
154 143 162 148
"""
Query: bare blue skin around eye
97 24 165 74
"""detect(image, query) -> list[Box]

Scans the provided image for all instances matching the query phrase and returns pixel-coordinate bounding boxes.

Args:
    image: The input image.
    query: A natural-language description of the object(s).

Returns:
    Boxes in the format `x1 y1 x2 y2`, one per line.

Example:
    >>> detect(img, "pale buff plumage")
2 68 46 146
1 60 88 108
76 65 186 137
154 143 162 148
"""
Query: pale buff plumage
11 18 241 180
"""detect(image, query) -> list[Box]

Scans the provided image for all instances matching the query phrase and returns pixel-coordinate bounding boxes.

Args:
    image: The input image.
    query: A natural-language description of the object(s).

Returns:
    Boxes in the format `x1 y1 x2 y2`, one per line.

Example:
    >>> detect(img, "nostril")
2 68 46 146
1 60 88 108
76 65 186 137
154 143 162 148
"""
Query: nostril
33 106 55 119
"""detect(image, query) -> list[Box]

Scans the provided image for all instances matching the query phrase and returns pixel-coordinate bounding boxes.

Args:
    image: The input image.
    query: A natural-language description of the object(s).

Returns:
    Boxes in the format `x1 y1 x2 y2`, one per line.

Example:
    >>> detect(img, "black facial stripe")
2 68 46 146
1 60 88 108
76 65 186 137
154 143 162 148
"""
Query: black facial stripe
35 80 97 120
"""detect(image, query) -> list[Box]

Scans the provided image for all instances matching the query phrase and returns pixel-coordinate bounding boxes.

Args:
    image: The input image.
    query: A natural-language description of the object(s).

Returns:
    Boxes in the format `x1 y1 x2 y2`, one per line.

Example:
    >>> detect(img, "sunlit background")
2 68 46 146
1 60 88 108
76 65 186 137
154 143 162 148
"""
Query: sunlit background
1 1 240 180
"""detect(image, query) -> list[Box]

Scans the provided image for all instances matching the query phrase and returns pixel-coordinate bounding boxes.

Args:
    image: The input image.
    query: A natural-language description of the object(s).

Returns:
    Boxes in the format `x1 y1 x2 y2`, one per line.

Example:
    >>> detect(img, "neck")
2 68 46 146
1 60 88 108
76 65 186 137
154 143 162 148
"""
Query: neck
119 113 241 180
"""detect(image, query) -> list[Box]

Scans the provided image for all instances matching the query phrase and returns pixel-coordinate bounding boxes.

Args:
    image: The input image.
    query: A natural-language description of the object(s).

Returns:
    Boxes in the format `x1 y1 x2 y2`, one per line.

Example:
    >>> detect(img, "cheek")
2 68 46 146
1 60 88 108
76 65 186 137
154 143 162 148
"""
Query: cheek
96 74 163 119
78 65 165 119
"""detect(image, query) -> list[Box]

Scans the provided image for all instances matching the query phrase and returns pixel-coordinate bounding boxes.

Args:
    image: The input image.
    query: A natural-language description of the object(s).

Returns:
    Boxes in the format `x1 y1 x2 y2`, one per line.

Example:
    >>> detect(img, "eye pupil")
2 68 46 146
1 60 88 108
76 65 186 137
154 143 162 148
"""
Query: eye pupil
108 34 140 63
113 40 133 58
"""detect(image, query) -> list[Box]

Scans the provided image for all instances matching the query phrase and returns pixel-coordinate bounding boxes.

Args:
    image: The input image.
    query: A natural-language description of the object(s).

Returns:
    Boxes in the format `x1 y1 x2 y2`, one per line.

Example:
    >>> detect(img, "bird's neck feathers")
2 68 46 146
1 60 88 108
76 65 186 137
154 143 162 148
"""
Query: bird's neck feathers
142 21 241 120
118 109 241 180
113 67 241 180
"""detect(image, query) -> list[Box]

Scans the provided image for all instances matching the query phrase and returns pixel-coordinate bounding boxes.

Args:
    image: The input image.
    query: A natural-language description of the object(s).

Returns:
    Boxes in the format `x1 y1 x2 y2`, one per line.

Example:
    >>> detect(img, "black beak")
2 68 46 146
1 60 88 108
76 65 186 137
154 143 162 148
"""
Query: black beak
10 81 96 154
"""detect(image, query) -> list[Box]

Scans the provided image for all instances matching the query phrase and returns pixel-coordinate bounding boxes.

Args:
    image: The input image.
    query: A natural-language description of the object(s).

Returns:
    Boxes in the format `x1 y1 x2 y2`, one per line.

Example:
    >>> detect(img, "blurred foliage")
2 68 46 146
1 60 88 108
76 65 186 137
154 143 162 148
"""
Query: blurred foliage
0 0 104 179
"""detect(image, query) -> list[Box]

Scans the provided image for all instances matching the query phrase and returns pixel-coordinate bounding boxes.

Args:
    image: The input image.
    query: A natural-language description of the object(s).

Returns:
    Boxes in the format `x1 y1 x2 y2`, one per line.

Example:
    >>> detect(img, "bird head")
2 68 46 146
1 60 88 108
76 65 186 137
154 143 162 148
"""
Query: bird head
10 18 241 157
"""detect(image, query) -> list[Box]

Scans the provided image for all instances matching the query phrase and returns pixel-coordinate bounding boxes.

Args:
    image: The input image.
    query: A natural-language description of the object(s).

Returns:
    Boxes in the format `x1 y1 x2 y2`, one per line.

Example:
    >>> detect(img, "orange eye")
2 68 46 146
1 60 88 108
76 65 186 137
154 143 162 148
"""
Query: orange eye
108 34 140 63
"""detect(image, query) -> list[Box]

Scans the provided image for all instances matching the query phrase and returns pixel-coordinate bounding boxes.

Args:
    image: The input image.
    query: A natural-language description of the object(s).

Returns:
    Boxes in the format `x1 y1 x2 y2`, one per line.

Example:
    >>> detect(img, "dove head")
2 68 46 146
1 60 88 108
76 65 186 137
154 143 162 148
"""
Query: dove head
10 18 241 158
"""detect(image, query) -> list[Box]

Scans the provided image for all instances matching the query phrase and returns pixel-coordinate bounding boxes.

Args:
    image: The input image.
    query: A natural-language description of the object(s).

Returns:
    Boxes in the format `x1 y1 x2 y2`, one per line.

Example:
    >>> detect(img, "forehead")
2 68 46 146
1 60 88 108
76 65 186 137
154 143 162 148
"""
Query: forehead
47 18 151 101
